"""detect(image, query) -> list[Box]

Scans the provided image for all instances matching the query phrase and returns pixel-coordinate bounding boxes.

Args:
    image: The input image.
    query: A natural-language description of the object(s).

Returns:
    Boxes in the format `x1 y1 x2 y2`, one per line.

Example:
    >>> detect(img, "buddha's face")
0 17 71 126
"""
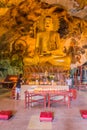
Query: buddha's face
44 16 53 31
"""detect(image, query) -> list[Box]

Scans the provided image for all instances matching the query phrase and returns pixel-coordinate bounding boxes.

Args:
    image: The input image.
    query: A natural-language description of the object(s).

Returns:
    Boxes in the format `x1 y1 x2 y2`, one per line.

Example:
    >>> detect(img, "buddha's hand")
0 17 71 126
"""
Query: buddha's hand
50 49 66 56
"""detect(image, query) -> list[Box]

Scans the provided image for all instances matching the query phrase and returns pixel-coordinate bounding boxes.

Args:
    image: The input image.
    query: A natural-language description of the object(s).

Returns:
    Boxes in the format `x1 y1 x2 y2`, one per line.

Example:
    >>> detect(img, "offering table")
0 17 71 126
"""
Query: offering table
24 85 71 108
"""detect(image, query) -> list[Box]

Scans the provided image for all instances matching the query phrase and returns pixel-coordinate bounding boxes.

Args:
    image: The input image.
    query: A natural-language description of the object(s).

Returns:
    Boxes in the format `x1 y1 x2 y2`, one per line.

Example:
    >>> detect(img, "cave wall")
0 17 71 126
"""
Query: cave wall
0 0 87 79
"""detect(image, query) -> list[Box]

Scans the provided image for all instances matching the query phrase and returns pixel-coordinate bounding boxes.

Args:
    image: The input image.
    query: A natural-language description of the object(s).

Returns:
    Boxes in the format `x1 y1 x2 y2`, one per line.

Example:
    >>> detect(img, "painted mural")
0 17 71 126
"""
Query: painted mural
0 0 87 79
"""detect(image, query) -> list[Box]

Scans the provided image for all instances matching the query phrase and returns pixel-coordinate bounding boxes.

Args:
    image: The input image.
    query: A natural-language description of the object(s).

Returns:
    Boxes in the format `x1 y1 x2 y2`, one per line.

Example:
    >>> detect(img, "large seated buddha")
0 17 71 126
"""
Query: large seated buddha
23 16 71 69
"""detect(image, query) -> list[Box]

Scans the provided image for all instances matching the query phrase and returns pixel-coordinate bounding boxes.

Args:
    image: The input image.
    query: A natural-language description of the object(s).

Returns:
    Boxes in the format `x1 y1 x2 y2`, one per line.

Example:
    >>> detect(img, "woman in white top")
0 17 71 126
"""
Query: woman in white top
66 76 72 89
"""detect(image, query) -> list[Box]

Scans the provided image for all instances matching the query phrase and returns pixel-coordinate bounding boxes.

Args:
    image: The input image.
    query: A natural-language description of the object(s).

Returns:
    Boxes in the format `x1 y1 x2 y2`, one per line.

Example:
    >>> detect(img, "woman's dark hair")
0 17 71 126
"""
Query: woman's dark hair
19 74 23 78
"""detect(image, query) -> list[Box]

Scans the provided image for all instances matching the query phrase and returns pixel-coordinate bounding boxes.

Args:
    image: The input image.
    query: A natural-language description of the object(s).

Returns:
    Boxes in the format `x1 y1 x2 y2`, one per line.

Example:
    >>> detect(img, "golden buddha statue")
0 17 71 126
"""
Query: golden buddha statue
23 16 71 69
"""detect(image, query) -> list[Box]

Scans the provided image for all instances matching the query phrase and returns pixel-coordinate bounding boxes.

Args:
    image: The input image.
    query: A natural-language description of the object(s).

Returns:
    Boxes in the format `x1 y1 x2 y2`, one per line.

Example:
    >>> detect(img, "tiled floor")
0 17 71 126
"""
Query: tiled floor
0 89 87 130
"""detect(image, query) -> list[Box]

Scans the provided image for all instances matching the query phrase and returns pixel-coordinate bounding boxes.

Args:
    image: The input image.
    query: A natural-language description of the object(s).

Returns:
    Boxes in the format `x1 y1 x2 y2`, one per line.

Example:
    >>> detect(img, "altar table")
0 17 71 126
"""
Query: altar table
24 85 71 108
